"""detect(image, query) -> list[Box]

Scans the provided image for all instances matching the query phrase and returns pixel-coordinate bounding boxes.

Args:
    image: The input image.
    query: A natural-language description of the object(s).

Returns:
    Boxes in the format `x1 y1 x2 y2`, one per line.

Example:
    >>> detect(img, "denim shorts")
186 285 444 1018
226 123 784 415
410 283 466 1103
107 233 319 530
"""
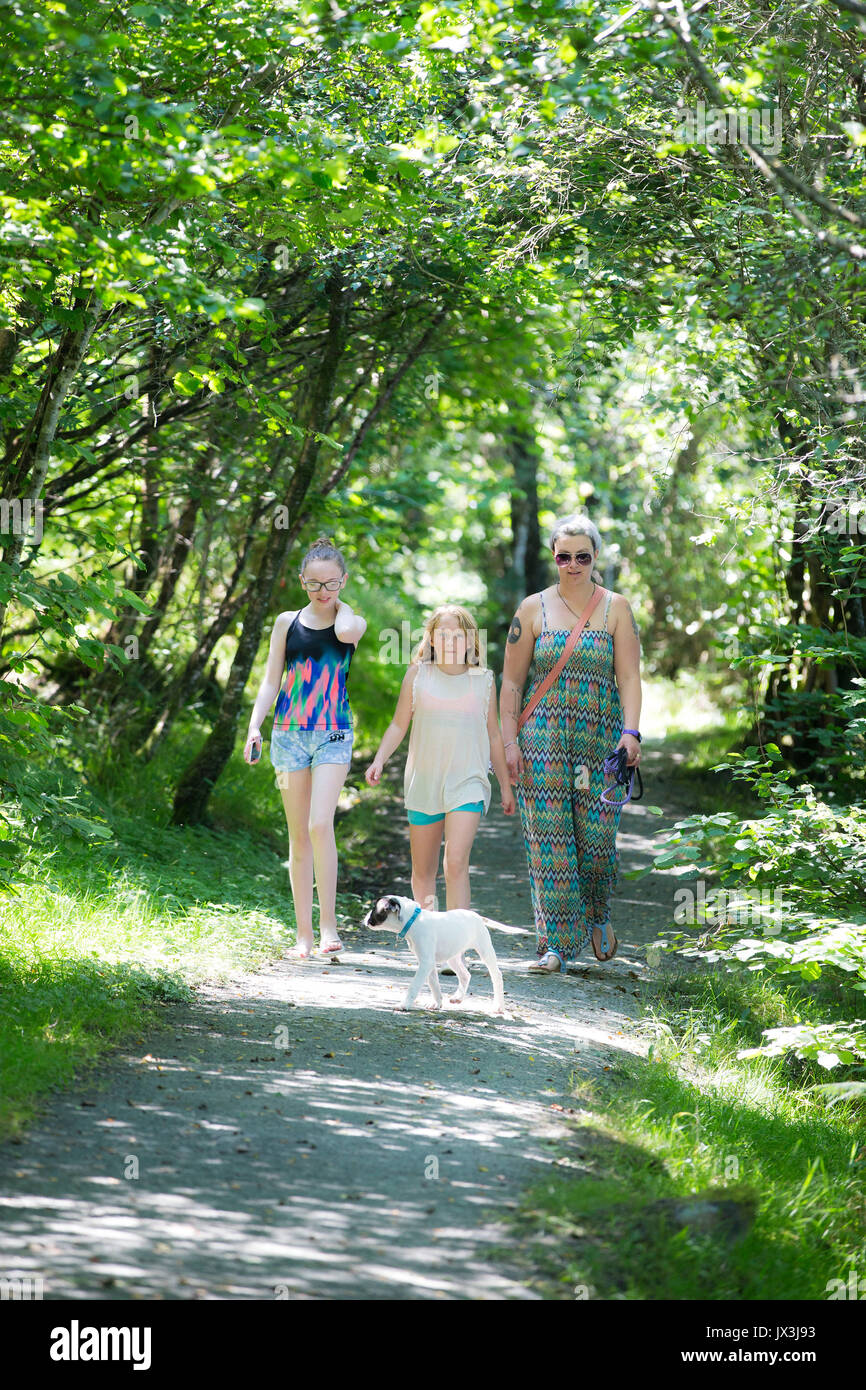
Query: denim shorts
270 727 354 774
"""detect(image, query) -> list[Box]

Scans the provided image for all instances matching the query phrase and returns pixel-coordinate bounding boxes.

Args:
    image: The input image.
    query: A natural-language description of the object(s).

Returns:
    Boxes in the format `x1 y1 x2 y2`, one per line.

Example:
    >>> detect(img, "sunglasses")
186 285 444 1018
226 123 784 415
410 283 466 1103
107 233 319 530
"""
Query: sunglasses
554 551 594 567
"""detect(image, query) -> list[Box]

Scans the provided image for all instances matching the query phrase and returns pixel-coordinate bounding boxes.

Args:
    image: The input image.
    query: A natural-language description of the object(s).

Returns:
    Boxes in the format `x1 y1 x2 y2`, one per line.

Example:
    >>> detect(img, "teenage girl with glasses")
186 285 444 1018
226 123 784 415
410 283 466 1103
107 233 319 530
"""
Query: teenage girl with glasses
365 605 515 914
244 536 366 958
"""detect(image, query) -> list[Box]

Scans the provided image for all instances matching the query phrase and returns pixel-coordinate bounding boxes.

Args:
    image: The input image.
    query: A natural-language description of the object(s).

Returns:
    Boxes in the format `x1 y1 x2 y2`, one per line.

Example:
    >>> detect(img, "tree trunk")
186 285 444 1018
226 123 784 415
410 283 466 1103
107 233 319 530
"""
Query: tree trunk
137 572 250 759
136 492 200 663
0 299 99 636
137 419 311 759
506 425 545 606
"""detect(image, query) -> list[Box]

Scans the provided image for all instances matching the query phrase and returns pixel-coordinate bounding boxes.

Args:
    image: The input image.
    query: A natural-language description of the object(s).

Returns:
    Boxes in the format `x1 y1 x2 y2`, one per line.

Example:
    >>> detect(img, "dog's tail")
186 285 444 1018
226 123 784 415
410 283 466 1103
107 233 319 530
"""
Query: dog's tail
480 917 534 938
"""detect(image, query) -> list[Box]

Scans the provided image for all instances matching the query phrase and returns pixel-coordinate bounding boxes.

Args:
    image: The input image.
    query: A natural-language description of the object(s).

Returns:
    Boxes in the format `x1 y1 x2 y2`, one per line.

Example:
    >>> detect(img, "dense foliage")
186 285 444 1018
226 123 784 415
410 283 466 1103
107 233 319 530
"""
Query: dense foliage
1 4 864 1086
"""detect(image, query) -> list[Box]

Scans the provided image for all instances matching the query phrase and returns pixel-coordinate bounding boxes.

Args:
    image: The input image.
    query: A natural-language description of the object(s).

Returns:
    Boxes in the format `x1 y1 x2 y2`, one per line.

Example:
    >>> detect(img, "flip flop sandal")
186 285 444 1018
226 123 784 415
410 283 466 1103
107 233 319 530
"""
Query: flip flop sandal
591 923 618 961
528 951 565 974
318 940 344 956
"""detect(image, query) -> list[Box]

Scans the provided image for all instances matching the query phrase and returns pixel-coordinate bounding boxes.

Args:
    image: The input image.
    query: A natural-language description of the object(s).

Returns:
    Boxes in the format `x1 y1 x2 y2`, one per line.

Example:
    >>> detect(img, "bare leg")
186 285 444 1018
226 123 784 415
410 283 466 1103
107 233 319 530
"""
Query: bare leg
409 819 445 912
442 809 482 909
278 768 314 957
308 760 350 951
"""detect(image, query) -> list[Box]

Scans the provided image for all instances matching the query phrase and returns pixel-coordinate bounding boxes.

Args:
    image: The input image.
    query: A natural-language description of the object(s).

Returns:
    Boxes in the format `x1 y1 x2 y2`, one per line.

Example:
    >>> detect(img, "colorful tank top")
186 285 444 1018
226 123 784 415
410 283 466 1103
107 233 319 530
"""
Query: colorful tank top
273 612 354 732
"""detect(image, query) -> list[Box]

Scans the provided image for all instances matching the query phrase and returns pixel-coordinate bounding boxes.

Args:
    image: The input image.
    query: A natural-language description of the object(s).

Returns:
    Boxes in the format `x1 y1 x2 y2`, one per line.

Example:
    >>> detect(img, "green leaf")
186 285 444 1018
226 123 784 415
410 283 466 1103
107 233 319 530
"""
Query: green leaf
121 589 153 615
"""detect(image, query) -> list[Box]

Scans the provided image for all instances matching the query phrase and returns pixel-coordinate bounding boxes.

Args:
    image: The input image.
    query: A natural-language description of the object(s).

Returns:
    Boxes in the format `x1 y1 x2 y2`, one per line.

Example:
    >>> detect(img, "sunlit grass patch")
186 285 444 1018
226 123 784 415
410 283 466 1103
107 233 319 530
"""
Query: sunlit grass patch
505 969 865 1300
0 746 364 1138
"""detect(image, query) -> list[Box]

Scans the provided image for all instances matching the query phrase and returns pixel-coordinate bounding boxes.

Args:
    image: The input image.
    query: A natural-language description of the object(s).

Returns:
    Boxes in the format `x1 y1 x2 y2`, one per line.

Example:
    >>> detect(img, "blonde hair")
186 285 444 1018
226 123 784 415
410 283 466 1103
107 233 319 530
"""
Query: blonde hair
548 512 601 553
411 604 484 667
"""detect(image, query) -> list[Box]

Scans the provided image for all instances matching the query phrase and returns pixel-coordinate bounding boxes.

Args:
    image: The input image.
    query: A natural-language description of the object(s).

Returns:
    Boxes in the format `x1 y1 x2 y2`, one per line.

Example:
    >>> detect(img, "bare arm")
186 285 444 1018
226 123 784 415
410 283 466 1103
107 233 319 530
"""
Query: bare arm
334 596 367 646
245 611 294 753
365 665 418 784
500 597 537 744
611 595 643 763
500 597 539 781
486 673 515 811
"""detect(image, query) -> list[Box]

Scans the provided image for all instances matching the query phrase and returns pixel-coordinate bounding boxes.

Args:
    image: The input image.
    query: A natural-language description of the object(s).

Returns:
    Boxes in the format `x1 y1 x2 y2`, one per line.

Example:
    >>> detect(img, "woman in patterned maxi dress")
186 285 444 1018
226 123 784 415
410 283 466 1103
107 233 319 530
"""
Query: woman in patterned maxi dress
500 515 643 971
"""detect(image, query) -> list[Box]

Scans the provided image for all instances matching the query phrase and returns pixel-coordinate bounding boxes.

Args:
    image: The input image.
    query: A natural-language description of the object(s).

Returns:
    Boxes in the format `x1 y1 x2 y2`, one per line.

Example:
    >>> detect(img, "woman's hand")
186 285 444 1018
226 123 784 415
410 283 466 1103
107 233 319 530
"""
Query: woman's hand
244 729 262 765
365 757 384 787
501 785 516 816
504 741 524 784
617 733 641 767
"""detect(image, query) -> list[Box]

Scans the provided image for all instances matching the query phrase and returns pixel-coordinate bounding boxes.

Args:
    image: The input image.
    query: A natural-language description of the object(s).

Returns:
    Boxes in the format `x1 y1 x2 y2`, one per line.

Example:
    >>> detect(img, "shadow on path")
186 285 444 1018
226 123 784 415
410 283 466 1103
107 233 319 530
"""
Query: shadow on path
0 768 685 1300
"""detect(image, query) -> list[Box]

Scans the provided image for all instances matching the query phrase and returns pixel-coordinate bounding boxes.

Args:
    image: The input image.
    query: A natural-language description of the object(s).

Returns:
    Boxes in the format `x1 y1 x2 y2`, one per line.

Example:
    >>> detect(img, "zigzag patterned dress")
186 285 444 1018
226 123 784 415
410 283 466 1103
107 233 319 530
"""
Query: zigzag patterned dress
516 586 624 962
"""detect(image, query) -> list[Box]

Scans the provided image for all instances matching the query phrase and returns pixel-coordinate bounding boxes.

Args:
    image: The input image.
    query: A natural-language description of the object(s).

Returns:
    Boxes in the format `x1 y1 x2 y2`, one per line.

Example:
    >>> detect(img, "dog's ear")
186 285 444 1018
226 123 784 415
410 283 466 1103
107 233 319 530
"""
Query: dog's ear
388 896 402 914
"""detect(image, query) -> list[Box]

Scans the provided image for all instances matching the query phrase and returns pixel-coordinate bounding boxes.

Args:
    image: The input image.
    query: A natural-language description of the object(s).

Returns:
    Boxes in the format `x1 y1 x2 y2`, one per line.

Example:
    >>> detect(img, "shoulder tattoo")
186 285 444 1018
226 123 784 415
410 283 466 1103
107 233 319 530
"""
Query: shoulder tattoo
628 605 639 640
507 613 522 644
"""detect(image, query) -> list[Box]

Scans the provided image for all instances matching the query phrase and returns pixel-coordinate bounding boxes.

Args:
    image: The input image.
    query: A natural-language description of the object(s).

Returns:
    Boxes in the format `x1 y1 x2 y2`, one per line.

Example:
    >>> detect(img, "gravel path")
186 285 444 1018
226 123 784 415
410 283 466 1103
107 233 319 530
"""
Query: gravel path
0 754 686 1300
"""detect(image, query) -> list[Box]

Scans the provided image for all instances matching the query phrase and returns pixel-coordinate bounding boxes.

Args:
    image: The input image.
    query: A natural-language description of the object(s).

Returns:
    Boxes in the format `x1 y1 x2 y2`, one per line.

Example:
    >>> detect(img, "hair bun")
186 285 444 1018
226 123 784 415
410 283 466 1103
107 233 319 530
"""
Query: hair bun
311 534 333 547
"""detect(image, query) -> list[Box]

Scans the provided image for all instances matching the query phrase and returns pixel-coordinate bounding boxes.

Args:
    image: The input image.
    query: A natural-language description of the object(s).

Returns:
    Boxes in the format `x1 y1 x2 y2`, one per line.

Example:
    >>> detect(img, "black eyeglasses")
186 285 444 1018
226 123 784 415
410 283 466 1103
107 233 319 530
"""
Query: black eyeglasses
302 578 343 591
554 551 594 567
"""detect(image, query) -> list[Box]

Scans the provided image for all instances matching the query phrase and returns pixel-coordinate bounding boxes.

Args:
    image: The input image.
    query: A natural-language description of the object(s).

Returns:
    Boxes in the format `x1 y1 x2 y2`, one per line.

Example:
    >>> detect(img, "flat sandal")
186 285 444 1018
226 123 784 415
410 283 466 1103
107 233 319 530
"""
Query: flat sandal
528 951 564 974
590 923 618 961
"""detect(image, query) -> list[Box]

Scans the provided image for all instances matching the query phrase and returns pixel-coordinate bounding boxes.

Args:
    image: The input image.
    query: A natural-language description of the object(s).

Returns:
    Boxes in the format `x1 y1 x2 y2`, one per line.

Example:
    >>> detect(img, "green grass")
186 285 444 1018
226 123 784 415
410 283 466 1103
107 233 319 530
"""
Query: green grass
0 734 370 1140
505 969 866 1300
0 691 412 1141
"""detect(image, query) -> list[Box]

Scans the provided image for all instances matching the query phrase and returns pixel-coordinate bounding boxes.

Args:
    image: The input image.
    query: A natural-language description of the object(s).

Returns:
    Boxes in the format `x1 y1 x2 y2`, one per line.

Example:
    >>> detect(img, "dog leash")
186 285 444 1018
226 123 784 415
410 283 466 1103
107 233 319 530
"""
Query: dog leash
397 905 422 940
600 745 644 805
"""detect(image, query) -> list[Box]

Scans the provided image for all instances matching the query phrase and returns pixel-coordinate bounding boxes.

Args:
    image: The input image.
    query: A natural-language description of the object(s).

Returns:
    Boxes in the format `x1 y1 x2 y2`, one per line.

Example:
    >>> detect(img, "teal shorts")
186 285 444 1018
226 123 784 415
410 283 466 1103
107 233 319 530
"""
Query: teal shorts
407 801 485 825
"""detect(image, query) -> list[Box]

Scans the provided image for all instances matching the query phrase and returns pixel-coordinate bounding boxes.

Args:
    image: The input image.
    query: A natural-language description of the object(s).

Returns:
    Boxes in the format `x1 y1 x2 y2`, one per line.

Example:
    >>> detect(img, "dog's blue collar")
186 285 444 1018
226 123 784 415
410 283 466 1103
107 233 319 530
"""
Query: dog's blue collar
397 905 422 940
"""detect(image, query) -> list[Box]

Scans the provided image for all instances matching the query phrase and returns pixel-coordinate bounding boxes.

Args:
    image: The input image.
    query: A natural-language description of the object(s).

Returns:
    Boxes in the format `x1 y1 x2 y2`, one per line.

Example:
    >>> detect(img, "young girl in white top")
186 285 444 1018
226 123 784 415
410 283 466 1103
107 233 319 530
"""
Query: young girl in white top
365 605 515 912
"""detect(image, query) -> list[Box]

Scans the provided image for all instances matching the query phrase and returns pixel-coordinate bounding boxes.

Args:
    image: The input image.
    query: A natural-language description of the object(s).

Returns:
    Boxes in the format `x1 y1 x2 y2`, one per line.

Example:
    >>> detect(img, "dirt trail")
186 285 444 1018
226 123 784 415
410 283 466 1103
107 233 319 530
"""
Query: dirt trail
0 761 684 1300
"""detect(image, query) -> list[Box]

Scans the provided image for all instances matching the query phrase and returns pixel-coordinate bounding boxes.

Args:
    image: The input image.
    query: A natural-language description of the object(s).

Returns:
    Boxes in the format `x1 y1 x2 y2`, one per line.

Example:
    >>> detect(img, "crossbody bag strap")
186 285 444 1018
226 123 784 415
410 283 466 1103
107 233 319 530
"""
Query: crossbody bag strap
517 586 605 731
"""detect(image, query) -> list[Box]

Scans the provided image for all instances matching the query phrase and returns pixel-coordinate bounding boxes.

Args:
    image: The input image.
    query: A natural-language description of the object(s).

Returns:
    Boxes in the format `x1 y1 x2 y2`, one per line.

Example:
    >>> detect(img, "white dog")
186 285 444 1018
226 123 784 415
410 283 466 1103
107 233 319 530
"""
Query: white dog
363 895 506 1012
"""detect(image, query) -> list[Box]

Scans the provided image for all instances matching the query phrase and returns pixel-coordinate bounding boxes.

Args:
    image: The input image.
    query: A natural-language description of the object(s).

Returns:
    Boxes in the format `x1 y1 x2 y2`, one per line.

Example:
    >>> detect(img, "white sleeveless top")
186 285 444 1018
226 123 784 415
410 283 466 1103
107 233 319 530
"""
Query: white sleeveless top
403 663 494 815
